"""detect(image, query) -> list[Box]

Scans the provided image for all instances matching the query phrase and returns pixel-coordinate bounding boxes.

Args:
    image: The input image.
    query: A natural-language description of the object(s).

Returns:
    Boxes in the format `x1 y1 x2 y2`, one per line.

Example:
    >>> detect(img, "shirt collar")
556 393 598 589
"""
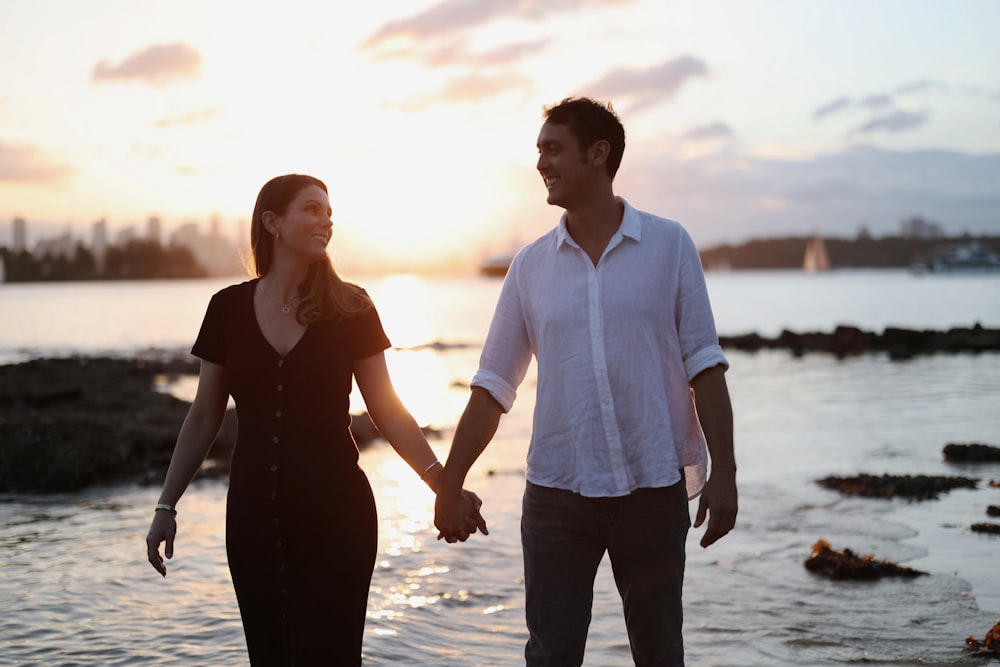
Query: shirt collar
555 197 642 249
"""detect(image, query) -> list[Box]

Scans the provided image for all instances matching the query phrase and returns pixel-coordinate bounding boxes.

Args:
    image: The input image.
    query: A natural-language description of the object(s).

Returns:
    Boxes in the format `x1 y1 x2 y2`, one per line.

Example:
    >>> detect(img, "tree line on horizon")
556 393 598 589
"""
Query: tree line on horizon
698 233 1000 271
0 239 208 282
3 232 1000 281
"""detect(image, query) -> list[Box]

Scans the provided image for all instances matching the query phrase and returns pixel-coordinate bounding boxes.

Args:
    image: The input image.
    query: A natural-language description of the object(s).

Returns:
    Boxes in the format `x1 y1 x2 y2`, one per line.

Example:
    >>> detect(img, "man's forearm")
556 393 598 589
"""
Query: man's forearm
692 365 735 474
440 386 505 492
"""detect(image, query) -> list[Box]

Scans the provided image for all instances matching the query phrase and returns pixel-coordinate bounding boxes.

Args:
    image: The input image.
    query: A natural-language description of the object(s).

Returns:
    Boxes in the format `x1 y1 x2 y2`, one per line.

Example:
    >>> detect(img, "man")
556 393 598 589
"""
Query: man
435 97 737 666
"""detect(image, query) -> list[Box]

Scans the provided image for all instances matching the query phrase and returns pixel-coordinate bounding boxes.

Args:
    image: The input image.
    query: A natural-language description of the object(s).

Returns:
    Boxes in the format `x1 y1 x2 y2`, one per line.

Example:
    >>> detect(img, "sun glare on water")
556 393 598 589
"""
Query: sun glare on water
351 274 472 429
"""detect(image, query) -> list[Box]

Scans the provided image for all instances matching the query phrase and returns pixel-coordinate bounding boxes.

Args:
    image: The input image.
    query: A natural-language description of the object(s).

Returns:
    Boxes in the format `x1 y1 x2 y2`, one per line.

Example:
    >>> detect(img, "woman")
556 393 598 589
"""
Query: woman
145 174 487 665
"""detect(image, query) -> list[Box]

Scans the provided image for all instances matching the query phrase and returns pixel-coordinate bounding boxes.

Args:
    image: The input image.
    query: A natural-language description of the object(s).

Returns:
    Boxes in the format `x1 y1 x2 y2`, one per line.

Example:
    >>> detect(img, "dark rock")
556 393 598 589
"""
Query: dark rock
0 356 428 494
829 325 878 357
816 473 978 500
719 324 1000 359
804 539 926 580
970 522 1000 535
0 357 193 493
987 505 1000 518
943 442 1000 463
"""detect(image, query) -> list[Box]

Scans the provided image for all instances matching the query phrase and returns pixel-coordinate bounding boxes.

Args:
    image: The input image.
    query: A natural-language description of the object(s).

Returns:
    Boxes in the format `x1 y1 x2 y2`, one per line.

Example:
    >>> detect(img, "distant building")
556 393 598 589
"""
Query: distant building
93 219 108 274
170 220 243 276
34 229 75 259
147 216 162 245
115 225 136 246
900 216 943 239
171 222 201 250
12 217 26 253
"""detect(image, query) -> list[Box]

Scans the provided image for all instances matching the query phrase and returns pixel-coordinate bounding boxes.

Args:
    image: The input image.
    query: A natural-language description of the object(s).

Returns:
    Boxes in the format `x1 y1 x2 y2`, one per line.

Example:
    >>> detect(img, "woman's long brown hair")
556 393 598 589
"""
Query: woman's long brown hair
249 174 371 324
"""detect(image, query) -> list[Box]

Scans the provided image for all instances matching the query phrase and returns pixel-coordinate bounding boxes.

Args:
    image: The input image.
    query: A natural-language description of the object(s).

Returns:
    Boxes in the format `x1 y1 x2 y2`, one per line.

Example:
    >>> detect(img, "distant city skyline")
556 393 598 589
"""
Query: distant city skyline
2 214 246 249
3 215 246 277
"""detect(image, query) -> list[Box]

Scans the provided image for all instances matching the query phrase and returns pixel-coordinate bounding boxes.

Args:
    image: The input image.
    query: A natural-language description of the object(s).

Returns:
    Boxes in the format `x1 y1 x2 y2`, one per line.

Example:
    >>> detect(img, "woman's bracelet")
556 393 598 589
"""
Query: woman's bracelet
420 460 441 480
155 503 177 515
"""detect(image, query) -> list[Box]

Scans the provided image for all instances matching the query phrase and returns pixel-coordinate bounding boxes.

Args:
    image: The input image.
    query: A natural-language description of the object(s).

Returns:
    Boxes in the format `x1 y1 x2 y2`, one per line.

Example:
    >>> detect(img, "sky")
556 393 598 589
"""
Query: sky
1 0 998 274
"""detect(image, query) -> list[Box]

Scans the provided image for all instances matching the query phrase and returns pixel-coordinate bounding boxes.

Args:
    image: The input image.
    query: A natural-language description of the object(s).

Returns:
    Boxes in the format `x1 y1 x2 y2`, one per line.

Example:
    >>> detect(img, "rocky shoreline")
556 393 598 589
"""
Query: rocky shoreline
719 323 1000 359
1 323 998 494
0 356 407 494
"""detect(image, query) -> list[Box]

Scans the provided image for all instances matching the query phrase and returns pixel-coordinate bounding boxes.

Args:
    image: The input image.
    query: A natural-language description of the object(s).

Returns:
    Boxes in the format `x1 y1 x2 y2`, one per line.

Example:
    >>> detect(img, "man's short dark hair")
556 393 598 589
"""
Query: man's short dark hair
543 97 626 179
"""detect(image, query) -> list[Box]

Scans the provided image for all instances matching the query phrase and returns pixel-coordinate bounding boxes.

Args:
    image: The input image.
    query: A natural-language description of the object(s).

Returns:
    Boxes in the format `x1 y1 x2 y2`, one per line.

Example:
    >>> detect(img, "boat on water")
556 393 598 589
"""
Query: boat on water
479 253 514 277
911 241 1000 274
803 234 831 272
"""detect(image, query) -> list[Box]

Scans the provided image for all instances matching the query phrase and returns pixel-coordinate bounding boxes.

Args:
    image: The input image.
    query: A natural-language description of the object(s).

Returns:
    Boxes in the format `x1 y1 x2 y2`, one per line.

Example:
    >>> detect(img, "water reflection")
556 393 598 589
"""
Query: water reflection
351 274 476 428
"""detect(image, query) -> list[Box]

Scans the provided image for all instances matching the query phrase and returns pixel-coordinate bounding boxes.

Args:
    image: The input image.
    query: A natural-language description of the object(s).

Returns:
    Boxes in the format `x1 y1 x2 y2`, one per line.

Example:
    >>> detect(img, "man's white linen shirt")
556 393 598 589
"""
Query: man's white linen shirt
472 198 728 499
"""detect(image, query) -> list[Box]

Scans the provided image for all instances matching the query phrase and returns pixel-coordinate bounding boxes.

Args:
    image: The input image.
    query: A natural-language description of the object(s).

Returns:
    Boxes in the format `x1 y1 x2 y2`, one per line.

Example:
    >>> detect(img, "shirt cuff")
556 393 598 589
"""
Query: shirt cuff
470 369 517 413
684 344 729 381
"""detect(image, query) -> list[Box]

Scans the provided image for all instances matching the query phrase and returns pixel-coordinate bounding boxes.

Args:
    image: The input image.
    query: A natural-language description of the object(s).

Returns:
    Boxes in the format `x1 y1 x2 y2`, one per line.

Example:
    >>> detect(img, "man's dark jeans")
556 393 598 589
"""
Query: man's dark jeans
521 480 690 666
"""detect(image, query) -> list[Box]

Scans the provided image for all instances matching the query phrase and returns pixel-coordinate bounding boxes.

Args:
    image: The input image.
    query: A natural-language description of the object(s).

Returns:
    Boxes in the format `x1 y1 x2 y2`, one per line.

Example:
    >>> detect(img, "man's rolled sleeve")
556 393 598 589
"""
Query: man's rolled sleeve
684 344 729 381
470 369 517 413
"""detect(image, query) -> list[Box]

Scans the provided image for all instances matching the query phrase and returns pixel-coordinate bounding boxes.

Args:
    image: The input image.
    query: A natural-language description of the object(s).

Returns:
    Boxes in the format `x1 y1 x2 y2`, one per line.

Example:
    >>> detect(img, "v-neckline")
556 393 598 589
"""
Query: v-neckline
250 279 308 359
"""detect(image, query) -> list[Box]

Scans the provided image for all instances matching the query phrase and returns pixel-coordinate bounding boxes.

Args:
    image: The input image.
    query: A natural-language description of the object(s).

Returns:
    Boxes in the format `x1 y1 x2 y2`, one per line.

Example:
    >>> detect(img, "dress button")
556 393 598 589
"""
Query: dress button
275 540 283 549
276 384 283 392
270 492 278 500
277 359 284 367
279 563 286 572
281 588 288 596
275 410 282 418
270 465 278 473
272 436 279 444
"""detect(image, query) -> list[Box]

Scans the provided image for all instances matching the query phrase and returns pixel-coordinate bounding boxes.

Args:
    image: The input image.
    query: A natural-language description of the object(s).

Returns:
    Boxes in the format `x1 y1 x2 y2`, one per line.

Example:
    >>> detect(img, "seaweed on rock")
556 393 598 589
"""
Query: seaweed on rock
966 621 1000 658
804 540 927 581
816 473 978 500
970 522 1000 535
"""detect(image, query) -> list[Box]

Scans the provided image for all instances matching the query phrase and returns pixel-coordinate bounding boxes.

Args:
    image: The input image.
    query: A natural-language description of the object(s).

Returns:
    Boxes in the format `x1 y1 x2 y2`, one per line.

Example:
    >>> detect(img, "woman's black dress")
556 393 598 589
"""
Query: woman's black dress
192 279 390 666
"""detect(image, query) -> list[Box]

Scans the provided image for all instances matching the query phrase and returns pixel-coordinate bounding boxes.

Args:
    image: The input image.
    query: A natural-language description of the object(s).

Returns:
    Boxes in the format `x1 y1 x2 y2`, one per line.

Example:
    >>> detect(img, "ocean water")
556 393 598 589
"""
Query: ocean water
1 270 999 666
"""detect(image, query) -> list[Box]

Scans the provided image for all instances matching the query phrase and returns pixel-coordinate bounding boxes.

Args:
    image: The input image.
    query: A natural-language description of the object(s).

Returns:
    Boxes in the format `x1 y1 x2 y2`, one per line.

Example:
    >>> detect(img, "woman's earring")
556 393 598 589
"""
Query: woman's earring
275 230 280 240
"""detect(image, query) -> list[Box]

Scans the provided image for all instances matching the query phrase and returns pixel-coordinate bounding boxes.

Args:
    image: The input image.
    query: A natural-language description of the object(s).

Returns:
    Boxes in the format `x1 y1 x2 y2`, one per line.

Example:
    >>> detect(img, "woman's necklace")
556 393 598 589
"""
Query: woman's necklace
258 281 299 315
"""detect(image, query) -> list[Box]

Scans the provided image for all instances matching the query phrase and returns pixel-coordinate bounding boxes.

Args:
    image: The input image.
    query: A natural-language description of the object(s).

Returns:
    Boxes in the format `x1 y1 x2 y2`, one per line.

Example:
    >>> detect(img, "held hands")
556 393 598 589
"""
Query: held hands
145 510 177 577
435 487 489 543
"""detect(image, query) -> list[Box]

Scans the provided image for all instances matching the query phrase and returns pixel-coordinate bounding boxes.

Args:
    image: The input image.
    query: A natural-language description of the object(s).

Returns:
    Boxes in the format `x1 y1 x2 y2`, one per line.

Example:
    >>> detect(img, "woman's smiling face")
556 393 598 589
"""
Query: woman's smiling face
272 184 333 261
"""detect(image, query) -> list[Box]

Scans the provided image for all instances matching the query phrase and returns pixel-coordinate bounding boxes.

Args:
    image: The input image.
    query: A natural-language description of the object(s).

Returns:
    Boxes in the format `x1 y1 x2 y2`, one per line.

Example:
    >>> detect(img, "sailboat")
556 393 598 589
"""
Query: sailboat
803 233 831 272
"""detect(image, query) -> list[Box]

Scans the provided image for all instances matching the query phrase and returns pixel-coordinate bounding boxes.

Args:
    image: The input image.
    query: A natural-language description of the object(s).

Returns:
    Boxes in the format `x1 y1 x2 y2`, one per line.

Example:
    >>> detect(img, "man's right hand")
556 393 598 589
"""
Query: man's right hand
435 487 489 543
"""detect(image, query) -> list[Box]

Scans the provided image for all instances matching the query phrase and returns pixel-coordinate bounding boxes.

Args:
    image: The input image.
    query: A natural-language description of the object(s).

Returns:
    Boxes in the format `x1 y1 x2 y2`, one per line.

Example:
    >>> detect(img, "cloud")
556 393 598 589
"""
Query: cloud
959 84 1000 102
374 37 550 67
683 122 734 142
0 141 75 183
895 79 948 95
858 94 893 111
410 38 551 67
854 109 929 134
154 108 221 128
92 42 202 86
394 71 533 110
360 0 632 50
621 144 1000 245
583 56 709 112
814 96 851 120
